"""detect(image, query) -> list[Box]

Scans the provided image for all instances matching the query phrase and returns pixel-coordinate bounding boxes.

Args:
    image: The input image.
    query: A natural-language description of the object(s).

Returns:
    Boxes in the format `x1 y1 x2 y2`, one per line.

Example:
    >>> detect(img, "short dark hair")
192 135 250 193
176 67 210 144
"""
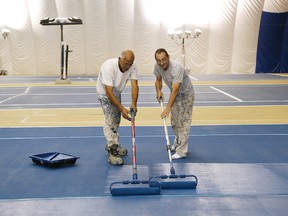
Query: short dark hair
154 48 169 59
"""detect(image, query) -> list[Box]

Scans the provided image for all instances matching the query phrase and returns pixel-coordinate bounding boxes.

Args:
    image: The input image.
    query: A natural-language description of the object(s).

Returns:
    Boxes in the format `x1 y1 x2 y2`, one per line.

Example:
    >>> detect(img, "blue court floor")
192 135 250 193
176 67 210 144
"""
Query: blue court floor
0 74 288 216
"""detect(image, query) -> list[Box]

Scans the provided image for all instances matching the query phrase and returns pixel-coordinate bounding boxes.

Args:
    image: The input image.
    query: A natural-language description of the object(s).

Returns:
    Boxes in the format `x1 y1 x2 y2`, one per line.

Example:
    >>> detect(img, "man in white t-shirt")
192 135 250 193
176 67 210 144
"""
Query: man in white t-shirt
96 50 139 165
153 48 195 159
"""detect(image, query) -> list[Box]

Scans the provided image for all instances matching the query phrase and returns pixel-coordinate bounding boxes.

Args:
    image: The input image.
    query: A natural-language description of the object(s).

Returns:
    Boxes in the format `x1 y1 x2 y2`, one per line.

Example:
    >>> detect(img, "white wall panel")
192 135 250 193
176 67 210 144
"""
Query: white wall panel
106 0 135 57
263 0 288 12
27 0 59 75
133 0 161 75
231 0 264 74
0 0 287 76
83 0 108 75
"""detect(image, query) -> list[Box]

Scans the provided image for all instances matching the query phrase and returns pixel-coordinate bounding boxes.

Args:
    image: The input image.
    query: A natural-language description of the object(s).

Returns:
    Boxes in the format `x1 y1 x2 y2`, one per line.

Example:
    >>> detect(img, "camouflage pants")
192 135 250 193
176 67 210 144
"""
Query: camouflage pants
98 95 121 148
171 91 195 156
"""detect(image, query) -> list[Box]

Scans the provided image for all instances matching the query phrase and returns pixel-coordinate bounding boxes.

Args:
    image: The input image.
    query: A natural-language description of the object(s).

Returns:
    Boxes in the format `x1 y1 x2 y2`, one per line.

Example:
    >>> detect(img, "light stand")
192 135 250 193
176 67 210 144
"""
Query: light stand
168 29 202 70
40 17 83 84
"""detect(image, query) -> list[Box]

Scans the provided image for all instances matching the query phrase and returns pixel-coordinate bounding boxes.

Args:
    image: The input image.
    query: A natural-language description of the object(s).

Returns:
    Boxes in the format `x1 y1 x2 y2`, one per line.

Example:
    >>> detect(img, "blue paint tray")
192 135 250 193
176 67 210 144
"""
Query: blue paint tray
29 152 79 167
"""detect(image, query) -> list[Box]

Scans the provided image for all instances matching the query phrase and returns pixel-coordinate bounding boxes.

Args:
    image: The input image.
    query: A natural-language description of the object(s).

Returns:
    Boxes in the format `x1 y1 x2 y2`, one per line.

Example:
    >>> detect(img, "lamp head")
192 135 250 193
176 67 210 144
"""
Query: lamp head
2 28 10 39
184 30 192 38
194 29 202 38
167 29 175 39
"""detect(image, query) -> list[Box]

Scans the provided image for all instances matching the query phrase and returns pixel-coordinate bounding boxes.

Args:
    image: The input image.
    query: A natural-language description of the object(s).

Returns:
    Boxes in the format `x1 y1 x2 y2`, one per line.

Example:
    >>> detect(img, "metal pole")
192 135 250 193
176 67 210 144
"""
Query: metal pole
181 38 186 69
60 24 65 80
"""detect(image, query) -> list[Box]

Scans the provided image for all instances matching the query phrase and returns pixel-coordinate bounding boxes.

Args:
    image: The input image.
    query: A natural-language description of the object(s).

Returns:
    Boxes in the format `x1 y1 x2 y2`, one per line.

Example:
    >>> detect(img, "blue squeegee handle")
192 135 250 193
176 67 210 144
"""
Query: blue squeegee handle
160 99 176 175
130 108 138 181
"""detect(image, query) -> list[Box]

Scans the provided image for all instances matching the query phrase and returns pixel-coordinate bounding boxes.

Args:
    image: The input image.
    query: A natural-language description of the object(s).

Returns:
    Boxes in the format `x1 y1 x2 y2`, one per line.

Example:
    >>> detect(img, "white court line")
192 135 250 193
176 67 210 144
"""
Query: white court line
21 117 30 123
195 100 288 104
0 86 32 104
210 86 243 102
0 102 161 107
0 133 287 140
1 101 288 108
0 103 98 107
13 93 97 96
268 73 288 78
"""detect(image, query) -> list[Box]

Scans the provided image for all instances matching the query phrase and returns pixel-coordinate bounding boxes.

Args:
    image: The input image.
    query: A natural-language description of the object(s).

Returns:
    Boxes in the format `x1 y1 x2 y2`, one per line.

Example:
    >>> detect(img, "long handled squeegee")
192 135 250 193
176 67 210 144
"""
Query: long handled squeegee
150 99 198 189
110 109 161 196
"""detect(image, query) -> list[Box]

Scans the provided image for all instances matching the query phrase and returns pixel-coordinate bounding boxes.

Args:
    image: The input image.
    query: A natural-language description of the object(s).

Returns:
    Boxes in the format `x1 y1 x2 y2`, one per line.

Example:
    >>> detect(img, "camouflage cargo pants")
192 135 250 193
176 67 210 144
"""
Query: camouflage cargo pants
171 91 195 157
98 95 121 148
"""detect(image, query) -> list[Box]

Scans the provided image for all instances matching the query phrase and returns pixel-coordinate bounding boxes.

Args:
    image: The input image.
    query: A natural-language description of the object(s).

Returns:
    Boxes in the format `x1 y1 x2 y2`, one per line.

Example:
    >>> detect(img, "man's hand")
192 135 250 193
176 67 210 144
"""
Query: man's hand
130 104 137 116
161 106 171 119
121 107 131 121
156 92 164 102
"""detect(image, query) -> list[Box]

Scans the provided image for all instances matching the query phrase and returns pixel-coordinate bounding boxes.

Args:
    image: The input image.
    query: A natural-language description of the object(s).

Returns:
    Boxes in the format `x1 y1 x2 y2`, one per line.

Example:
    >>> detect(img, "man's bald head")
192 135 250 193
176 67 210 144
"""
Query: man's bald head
119 50 135 72
121 50 135 62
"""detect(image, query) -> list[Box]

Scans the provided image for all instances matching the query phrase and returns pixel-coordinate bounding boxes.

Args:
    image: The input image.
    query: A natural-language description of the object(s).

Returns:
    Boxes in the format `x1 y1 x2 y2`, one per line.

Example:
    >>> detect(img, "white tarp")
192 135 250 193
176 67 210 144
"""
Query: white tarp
0 0 287 76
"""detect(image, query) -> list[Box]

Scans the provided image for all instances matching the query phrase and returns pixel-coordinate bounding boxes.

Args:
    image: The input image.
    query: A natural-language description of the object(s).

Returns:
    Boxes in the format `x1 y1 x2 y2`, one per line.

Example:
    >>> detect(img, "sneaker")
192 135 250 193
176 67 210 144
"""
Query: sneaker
107 144 123 165
170 145 177 152
172 153 187 160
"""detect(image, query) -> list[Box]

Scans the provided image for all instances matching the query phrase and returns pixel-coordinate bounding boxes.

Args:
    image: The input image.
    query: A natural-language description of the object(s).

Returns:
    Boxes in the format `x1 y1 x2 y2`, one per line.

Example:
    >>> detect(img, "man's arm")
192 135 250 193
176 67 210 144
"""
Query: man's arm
162 82 180 118
105 85 131 120
155 75 163 101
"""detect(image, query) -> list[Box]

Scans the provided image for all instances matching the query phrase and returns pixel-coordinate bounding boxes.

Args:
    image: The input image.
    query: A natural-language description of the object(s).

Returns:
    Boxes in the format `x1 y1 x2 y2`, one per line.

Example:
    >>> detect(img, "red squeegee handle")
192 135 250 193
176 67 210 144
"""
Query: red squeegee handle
130 108 136 138
130 108 138 180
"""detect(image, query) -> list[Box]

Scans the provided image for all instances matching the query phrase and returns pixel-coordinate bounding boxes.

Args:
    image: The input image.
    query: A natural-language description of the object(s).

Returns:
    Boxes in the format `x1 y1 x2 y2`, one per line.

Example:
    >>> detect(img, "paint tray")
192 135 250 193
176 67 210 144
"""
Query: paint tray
29 152 79 167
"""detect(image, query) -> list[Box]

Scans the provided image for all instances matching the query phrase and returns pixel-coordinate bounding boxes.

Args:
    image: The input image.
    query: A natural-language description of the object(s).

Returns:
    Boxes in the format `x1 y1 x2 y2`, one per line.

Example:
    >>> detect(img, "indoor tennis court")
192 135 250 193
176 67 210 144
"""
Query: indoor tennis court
0 74 288 215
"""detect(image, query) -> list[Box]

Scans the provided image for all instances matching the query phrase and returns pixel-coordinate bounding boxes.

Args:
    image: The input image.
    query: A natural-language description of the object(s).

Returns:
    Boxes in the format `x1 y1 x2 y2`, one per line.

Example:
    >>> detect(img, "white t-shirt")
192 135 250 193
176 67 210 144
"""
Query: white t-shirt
96 58 138 97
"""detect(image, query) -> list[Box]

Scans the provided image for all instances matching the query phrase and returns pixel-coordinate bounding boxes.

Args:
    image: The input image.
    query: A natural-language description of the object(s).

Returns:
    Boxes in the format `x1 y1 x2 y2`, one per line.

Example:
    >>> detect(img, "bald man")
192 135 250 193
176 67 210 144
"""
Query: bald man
96 50 139 165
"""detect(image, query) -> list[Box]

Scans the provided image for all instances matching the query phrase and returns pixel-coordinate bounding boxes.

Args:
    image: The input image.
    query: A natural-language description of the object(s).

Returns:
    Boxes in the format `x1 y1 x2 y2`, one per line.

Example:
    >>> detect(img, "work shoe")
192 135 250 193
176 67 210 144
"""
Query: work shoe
172 153 187 160
117 145 128 156
107 144 123 165
105 144 128 156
